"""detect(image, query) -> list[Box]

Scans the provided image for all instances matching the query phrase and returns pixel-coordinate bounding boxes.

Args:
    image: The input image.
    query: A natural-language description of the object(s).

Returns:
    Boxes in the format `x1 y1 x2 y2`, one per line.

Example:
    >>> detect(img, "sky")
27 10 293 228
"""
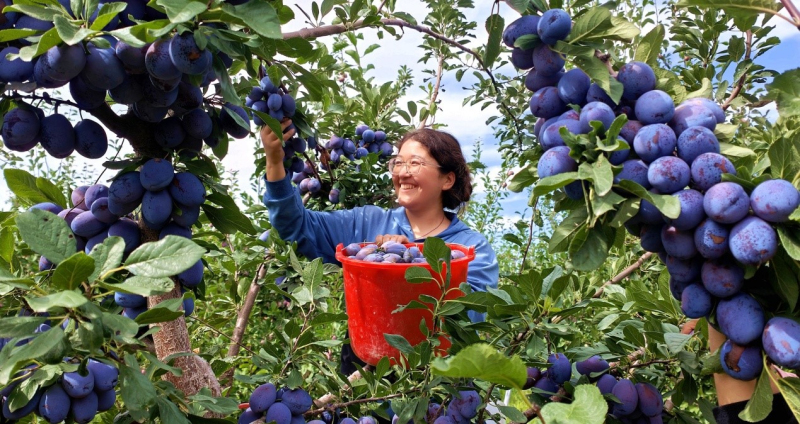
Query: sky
2 1 799 228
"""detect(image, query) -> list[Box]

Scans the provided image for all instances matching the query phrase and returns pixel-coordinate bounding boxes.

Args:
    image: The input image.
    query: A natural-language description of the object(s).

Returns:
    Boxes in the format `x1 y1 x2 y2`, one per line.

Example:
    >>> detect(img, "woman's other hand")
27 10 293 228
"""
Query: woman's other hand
260 119 295 182
375 234 409 246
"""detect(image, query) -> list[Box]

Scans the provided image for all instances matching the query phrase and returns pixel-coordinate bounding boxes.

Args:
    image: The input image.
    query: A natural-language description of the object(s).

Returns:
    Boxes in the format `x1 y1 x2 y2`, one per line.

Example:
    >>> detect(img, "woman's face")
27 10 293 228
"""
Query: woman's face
392 140 454 212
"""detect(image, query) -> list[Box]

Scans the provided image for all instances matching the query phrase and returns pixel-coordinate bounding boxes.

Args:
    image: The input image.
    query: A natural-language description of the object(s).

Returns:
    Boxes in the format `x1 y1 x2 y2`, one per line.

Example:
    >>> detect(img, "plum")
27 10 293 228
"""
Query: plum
647 157 690 194
635 90 675 125
683 97 725 123
533 374 558 393
670 103 716 137
71 210 108 238
523 366 541 389
145 38 181 80
159 222 191 239
74 119 108 159
169 172 205 207
690 152 735 192
503 15 540 47
585 83 616 107
540 119 582 150
537 9 572 45
720 340 763 381
141 190 172 229
71 391 98 423
87 359 119 391
140 158 174 191
617 61 656 101
619 120 644 144
694 219 729 259
579 101 616 133
40 44 86 81
0 47 34 83
537 146 577 177
169 32 211 75
178 260 203 288
676 126 719 164
596 374 617 395
633 124 677 163
637 196 664 224
532 44 565 76
750 179 800 223
108 218 141 254
575 355 609 376
669 276 693 301
611 378 638 416
703 182 749 224
3 389 42 419
614 159 650 189
666 189 705 230
108 171 144 205
114 292 146 308
525 69 564 92
701 258 744 298
717 293 764 345
635 382 663 417
281 388 312 415
39 114 76 159
449 390 480 419
665 256 702 283
79 45 125 90
680 283 713 318
91 197 119 224
729 216 777 266
171 203 200 227
557 68 590 105
763 317 800 369
109 73 145 104
529 86 566 119
661 226 697 260
547 353 571 384
640 225 665 253
238 408 262 424
70 76 107 110
96 388 116 411
220 102 250 139
39 384 71 423
62 370 95 398
250 382 277 414
115 40 148 74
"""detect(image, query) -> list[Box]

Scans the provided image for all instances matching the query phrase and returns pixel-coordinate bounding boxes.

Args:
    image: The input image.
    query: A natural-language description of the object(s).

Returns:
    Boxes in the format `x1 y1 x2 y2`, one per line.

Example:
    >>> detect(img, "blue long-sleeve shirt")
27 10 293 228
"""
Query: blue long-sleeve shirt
263 175 499 322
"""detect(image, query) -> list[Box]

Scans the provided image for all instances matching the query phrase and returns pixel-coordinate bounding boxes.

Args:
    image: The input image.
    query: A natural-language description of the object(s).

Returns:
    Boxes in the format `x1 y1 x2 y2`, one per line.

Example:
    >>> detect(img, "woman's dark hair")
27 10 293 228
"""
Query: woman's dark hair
397 129 472 214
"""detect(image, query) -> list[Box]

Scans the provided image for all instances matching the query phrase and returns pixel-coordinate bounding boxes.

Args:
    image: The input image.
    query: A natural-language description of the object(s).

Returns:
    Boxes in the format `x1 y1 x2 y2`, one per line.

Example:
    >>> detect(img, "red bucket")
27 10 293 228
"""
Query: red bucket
335 242 475 366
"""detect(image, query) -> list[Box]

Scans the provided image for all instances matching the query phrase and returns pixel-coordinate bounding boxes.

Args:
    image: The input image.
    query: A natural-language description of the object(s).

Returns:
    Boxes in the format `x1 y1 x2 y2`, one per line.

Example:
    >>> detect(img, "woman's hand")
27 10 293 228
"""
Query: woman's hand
260 119 295 182
375 234 409 246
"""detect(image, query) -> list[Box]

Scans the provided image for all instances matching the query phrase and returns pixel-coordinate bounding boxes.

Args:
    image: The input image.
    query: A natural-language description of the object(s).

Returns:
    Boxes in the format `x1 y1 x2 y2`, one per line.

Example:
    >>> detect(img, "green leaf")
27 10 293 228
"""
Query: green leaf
135 297 184 324
739 361 774 422
497 405 528 423
664 333 692 354
220 1 281 39
533 172 579 197
0 327 64 385
767 69 800 117
156 0 206 23
51 252 95 291
567 7 612 44
18 27 61 61
101 276 174 296
89 2 127 31
508 166 536 193
604 16 640 42
405 267 433 283
157 396 192 424
616 180 681 219
203 192 256 235
34 177 67 208
0 29 39 42
483 14 504 69
54 15 97 44
0 317 48 338
776 377 800 422
124 236 205 278
87 236 126 281
384 334 415 355
16 209 77 265
25 290 88 312
539 385 607 424
720 142 755 157
635 24 665 66
423 237 450 275
431 343 527 389
120 355 158 422
769 250 799 311
768 135 800 180
4 169 53 206
779 227 800 262
569 226 613 271
578 155 614 196
572 51 623 105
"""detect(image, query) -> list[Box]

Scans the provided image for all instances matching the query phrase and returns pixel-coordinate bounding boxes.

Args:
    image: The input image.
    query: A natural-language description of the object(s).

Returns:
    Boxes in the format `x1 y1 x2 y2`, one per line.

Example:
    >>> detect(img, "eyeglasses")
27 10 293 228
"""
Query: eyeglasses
387 157 441 175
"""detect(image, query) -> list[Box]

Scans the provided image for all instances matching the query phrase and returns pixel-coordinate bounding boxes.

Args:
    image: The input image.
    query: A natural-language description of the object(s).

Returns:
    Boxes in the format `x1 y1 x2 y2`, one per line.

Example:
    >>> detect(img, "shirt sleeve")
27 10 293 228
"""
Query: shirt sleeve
262 175 360 263
461 233 499 323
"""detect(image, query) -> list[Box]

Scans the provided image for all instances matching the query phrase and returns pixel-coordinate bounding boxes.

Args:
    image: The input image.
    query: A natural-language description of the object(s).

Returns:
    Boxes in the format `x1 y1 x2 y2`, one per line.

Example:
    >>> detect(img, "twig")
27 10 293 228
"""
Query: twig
313 370 365 407
283 18 524 137
419 55 445 129
592 252 653 298
515 403 544 424
306 392 404 416
626 358 676 370
721 30 752 111
519 198 539 274
188 315 258 356
594 50 616 77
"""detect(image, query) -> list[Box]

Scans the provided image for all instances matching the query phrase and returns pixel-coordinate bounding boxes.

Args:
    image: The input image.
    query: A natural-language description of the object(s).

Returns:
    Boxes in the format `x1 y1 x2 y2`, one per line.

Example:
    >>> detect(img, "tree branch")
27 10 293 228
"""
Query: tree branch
283 18 525 137
514 403 544 424
306 392 404 416
419 55 445 129
721 30 752 111
313 370 365 407
592 252 654 298
780 0 800 29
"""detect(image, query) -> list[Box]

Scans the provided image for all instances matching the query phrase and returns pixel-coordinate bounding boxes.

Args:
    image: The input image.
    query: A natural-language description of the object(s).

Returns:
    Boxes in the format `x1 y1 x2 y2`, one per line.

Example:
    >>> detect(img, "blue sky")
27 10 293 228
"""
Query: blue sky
3 1 799 228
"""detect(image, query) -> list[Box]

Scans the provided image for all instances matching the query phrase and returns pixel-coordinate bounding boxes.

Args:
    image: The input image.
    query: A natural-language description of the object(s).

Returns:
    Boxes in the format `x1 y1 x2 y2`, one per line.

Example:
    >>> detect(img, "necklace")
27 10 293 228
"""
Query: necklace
417 214 446 239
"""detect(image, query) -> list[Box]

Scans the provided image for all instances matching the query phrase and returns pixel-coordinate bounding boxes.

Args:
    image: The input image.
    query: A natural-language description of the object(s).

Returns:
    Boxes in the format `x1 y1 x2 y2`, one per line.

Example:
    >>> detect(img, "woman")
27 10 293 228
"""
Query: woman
260 120 500 321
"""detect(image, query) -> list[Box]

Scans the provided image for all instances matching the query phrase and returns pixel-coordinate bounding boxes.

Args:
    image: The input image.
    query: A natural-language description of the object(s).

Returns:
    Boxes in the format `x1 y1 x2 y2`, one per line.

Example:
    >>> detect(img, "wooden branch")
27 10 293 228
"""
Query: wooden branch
419 55 445 129
306 392 404 416
594 50 616 77
313 370 365 407
721 30 752 111
592 252 654 298
283 18 525 137
514 402 544 424
780 0 800 28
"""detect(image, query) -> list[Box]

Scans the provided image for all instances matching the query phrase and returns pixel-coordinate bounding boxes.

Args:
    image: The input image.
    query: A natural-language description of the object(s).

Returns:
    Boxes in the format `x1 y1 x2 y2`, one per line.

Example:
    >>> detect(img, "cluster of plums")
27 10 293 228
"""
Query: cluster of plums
341 241 466 264
324 124 392 166
1 106 108 158
238 383 313 424
524 354 665 423
1 358 119 423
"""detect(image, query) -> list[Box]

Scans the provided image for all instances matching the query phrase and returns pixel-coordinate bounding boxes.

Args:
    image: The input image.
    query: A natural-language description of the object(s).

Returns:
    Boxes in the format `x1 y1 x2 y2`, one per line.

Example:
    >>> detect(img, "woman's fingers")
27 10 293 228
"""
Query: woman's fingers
375 234 410 245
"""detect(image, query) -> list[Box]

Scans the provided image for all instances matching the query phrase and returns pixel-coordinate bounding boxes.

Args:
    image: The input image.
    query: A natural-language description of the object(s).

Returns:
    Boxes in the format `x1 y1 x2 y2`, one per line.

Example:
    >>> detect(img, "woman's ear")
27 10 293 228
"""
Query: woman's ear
442 171 456 191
